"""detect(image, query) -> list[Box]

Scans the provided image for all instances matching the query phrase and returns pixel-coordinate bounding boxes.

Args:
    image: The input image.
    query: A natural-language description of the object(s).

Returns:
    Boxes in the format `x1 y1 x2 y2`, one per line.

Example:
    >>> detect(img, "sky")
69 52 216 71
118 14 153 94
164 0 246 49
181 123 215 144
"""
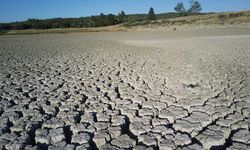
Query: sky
1 0 250 23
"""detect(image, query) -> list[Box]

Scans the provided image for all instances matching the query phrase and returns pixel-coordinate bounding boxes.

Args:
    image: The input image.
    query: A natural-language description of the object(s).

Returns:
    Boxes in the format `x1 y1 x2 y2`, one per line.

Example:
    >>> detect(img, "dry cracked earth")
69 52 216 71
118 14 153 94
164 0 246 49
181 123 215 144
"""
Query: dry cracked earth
0 28 250 150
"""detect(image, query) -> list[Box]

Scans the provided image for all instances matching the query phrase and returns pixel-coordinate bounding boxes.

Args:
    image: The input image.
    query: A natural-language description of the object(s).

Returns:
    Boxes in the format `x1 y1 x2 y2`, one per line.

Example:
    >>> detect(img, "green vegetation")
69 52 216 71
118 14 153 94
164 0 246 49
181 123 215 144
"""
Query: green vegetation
148 7 157 20
1 10 249 35
174 1 202 16
118 11 127 23
0 13 124 31
0 1 204 32
188 1 202 13
174 2 186 13
0 11 185 31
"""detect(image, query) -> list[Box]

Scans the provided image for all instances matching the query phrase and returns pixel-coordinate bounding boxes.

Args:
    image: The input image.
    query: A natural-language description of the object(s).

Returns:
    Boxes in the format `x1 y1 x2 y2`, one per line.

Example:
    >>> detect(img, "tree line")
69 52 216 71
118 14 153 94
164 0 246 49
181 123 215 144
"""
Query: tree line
0 1 202 31
0 11 126 30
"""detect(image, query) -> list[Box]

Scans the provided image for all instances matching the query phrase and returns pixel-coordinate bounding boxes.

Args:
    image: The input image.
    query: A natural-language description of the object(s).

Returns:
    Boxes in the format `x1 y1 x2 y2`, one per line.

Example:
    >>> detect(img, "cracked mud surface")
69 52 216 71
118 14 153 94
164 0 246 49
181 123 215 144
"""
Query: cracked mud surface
0 28 250 150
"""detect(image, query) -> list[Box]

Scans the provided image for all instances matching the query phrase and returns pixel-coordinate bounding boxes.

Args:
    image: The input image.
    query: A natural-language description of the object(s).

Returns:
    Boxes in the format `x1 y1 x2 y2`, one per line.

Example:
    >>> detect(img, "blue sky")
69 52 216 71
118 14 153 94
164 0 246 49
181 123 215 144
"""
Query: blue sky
1 0 250 23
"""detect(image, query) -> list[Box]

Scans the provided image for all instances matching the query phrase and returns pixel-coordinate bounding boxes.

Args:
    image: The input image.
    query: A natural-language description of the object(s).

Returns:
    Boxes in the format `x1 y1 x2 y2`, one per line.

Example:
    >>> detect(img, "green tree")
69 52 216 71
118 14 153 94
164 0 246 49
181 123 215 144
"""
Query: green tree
147 7 156 20
188 1 202 14
106 14 116 25
118 11 126 23
89 16 98 27
0 23 12 30
99 13 107 26
174 2 186 13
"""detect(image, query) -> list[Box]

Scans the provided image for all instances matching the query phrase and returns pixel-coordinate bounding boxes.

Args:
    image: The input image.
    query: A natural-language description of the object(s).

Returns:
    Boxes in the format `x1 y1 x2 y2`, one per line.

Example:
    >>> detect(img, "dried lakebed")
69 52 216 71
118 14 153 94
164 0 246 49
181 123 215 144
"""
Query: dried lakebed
0 29 250 150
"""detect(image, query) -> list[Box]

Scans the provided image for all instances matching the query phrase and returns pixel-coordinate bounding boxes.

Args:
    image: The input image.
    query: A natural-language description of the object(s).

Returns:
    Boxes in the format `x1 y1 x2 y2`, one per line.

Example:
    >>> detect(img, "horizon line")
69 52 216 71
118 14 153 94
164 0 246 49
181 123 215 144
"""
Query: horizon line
1 9 249 24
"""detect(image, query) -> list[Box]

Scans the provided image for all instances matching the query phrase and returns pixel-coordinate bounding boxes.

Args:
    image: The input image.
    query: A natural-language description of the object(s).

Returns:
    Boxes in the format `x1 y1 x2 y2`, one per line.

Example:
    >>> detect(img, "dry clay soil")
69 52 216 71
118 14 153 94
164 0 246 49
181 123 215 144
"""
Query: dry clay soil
0 28 250 150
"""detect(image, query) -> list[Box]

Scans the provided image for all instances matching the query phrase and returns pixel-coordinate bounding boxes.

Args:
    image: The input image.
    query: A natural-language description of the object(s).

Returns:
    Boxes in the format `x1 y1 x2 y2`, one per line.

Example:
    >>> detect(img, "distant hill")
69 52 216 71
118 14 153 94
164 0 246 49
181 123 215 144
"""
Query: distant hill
167 11 250 25
1 11 250 35
123 11 250 27
0 12 194 31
